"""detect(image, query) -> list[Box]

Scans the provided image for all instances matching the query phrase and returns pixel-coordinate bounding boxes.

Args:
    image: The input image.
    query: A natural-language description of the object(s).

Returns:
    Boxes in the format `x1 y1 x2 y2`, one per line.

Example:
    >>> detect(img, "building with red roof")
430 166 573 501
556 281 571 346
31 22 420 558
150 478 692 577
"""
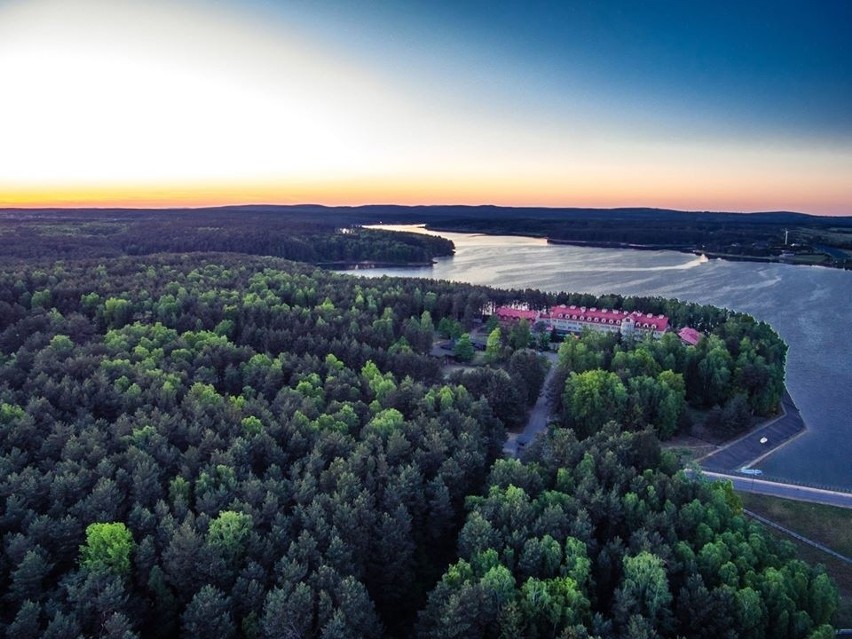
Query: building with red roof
677 326 703 346
541 305 669 339
493 304 670 339
495 306 539 326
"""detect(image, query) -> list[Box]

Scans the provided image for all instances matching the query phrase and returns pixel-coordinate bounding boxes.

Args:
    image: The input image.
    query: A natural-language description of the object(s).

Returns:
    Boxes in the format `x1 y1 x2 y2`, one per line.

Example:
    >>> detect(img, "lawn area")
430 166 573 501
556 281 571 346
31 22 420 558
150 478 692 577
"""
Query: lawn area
739 492 852 629
662 434 716 465
739 493 852 557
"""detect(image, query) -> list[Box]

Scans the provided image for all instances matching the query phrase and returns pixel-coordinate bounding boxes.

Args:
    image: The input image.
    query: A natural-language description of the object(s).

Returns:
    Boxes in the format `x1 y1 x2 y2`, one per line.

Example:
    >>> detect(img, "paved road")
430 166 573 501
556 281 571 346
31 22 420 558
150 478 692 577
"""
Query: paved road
501 364 852 514
699 390 805 473
700 470 852 509
504 351 559 457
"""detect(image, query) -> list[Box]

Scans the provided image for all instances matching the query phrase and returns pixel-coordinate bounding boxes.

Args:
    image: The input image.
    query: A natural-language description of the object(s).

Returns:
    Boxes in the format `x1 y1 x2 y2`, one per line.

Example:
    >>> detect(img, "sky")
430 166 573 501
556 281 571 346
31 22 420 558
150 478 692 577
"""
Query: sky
0 0 850 214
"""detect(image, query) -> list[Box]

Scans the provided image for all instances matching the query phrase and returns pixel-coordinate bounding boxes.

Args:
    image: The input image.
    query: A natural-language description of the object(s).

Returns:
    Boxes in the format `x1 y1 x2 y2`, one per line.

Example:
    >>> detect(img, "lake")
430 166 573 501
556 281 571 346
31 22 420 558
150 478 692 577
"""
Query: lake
348 225 852 490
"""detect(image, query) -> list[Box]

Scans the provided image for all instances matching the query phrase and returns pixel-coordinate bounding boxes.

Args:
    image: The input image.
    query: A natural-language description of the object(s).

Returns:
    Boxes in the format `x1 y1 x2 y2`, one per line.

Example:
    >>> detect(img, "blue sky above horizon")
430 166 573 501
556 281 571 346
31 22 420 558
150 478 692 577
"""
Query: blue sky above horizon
257 0 852 140
0 0 850 213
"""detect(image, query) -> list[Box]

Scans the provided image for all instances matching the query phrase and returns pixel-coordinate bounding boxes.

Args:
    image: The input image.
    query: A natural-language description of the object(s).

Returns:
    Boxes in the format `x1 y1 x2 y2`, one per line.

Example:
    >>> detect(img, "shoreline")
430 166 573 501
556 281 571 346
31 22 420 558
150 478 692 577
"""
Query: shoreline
421 224 850 270
691 391 852 496
317 259 436 269
358 223 851 493
697 390 806 473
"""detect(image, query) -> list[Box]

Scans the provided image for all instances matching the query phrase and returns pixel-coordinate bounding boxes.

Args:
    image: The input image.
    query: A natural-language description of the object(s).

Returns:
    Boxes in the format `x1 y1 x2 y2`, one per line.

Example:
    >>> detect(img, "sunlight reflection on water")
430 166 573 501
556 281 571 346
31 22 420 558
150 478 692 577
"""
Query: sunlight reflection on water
349 225 852 489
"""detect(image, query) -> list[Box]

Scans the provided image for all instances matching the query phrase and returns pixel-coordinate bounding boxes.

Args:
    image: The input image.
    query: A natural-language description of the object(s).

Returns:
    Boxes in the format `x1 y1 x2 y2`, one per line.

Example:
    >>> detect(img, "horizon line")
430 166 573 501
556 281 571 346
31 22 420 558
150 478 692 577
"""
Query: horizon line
0 202 847 218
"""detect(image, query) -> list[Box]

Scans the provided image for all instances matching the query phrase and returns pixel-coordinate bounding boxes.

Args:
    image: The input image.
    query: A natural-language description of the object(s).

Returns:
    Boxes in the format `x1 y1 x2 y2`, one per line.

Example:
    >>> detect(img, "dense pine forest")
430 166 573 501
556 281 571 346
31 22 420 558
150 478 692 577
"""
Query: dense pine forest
0 209 453 264
0 222 838 637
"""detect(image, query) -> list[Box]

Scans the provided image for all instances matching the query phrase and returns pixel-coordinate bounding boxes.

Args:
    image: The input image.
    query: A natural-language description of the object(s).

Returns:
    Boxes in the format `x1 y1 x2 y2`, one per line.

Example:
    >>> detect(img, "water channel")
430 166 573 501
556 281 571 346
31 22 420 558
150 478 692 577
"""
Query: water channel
347 225 852 491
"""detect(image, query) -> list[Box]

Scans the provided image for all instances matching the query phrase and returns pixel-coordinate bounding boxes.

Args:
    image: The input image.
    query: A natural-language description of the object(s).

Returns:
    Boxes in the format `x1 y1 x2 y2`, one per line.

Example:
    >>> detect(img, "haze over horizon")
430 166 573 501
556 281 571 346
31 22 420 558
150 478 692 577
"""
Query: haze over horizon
1 0 850 215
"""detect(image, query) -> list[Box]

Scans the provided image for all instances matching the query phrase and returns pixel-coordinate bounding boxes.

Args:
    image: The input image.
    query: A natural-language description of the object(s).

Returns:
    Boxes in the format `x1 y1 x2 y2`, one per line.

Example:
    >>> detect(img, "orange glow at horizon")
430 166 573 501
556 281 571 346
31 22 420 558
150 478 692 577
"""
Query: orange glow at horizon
1 1 850 216
2 170 851 215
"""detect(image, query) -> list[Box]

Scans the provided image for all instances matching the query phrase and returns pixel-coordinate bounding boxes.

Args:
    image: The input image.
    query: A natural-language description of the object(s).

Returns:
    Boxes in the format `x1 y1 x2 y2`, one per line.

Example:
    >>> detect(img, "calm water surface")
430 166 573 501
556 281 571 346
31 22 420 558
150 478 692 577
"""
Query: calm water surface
352 225 852 490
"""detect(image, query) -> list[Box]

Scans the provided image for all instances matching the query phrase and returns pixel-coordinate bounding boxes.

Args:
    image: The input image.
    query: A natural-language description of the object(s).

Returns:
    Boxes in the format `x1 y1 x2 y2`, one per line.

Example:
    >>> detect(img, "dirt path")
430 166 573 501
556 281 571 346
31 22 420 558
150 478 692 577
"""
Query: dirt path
504 351 559 457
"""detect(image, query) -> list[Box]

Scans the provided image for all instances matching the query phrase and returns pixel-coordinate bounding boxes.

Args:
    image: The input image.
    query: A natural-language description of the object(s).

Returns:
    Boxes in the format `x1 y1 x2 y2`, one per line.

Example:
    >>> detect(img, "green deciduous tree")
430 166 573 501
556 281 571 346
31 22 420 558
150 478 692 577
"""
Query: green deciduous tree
697 337 734 407
207 510 254 562
562 369 627 437
367 407 405 438
557 338 603 373
613 551 673 633
438 317 462 339
485 327 502 364
103 297 132 328
80 522 135 576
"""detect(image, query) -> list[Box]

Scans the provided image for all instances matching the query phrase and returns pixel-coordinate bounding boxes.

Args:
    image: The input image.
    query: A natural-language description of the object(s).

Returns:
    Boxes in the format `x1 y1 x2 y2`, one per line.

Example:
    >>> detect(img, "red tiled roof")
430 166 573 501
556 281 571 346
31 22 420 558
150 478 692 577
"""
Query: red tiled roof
544 305 629 323
495 306 539 321
627 311 669 332
541 306 669 332
678 327 703 346
496 305 670 332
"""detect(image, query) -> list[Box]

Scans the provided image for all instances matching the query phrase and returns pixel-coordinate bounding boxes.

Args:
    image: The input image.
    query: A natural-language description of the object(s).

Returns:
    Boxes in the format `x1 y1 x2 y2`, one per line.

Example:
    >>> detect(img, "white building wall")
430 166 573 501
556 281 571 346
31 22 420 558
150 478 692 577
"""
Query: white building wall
543 317 663 339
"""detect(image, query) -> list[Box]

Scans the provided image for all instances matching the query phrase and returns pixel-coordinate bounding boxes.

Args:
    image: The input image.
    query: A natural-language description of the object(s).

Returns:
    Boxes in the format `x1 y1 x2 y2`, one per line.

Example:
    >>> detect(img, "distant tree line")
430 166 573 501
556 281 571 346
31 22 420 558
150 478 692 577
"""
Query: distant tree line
4 204 850 266
0 210 453 264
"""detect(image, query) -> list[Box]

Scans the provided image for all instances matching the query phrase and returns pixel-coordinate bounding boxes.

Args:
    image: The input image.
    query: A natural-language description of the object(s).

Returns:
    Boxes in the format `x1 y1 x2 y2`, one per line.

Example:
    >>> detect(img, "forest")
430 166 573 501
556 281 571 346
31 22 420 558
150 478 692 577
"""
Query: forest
391 206 852 268
0 209 453 264
3 204 851 268
0 245 837 638
548 319 786 440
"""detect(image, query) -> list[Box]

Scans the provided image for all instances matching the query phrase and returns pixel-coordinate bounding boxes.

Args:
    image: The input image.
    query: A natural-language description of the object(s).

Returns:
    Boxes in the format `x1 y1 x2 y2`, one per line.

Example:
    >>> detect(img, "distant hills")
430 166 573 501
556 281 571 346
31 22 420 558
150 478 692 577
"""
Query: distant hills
2 204 851 268
208 203 852 225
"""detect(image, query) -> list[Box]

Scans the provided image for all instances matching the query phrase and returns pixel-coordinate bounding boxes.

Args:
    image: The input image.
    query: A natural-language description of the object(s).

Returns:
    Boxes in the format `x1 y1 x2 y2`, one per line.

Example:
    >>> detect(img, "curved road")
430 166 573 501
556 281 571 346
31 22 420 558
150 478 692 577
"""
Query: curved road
695 390 852 509
700 470 852 509
503 362 852 513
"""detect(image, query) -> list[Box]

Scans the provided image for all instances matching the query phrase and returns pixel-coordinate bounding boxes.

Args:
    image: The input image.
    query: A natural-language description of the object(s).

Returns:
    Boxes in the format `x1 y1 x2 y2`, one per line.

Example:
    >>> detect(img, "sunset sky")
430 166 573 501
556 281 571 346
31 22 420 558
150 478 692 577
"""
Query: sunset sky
1 0 850 214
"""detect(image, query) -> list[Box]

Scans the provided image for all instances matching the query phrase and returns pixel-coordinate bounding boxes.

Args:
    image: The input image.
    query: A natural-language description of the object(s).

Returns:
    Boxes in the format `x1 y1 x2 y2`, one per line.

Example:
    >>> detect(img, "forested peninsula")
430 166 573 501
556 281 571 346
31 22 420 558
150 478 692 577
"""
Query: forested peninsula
0 208 454 265
3 204 851 268
0 224 839 638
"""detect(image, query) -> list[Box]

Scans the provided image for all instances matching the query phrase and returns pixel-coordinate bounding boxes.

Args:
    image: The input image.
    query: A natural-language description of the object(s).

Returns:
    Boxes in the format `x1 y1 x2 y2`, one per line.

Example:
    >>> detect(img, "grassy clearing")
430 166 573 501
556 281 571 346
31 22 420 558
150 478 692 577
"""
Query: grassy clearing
739 492 852 628
662 434 716 465
739 493 852 557
749 517 852 628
